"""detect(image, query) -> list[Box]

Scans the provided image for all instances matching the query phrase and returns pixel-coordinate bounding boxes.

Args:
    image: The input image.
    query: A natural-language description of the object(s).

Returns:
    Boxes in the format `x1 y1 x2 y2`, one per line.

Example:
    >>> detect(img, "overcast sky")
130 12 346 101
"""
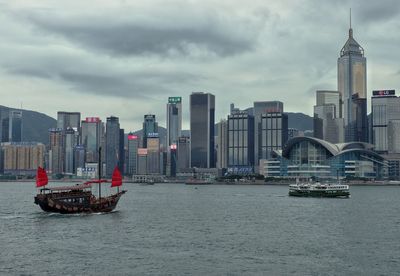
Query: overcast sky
1 0 399 131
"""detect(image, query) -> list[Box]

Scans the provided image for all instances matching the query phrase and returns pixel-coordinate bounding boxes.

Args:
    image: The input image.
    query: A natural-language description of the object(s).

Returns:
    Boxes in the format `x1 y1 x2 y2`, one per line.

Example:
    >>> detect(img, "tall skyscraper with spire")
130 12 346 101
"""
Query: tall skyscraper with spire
337 11 368 142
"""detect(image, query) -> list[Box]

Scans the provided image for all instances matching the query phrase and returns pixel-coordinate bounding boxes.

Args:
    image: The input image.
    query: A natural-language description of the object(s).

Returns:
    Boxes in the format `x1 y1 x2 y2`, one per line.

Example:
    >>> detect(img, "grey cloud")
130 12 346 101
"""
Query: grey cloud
21 10 260 58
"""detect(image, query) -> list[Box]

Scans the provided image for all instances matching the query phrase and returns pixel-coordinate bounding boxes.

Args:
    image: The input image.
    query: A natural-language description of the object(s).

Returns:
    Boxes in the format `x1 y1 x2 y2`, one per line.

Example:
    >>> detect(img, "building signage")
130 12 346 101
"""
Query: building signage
145 114 155 119
372 90 395 97
86 117 100 123
138 148 148 155
128 134 138 140
48 128 63 132
168 97 182 104
147 132 159 138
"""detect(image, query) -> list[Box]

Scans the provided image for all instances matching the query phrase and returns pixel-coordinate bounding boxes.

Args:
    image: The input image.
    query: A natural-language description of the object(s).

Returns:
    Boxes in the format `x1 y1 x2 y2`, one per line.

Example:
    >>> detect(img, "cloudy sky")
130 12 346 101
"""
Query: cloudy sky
1 0 399 131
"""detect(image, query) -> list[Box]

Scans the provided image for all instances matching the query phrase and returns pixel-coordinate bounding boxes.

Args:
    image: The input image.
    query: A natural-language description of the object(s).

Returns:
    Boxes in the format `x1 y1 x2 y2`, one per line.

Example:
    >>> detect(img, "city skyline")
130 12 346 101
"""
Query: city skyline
1 1 400 130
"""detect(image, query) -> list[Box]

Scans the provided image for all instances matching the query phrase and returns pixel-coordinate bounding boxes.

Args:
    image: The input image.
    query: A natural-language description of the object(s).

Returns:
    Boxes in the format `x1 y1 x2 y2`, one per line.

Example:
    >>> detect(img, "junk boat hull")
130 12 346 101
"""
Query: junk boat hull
34 190 126 214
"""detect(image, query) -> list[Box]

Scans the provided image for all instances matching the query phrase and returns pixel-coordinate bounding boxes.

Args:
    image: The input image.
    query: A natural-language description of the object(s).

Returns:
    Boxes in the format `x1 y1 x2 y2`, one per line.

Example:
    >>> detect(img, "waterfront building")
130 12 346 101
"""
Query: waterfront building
227 112 255 174
64 127 77 174
81 117 103 162
216 119 228 169
337 20 368 142
253 101 288 167
371 90 400 154
119 129 125 174
137 148 148 175
49 128 64 174
147 135 160 174
1 142 45 175
127 134 139 176
260 137 386 179
166 97 182 147
190 92 215 168
177 136 191 172
74 145 86 172
105 116 120 177
142 114 158 148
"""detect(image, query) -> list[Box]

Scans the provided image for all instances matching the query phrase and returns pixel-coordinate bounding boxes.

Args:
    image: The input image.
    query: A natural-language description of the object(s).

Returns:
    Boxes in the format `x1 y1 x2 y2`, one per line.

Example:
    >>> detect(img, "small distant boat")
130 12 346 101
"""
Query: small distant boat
289 182 350 198
34 147 126 214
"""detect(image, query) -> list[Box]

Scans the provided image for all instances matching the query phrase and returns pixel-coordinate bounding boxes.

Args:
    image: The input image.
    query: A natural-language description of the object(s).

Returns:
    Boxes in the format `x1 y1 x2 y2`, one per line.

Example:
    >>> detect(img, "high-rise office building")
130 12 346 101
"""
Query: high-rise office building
57 112 81 133
371 90 400 154
127 134 139 176
74 145 86 172
119 129 125 174
64 127 77 174
81 117 103 163
147 135 160 174
253 101 287 163
177 136 190 172
0 109 9 142
137 148 148 175
142 114 158 148
49 128 64 174
105 116 120 177
227 112 255 174
216 119 228 169
166 97 182 147
313 91 344 143
8 110 22 142
338 20 368 142
190 92 215 168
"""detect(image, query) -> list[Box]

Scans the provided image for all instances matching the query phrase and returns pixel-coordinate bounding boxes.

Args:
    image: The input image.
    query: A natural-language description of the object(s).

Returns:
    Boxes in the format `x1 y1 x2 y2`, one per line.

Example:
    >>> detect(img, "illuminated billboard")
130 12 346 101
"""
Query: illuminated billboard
170 144 177 150
128 134 138 140
138 148 148 155
372 90 395 97
168 97 182 104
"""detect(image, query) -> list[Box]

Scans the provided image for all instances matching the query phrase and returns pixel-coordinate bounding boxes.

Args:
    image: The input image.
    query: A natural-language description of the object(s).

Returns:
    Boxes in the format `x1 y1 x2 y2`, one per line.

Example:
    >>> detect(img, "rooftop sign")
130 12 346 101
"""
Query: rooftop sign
372 90 395 97
168 97 182 104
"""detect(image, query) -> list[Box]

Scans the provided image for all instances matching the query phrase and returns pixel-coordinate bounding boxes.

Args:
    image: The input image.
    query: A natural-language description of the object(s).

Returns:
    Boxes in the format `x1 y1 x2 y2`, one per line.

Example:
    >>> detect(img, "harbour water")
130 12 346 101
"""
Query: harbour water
1 183 400 275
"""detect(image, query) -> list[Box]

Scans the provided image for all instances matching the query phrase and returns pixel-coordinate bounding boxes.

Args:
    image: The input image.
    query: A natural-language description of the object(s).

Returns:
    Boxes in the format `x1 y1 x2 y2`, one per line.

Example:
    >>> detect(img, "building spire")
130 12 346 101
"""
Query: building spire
349 8 353 38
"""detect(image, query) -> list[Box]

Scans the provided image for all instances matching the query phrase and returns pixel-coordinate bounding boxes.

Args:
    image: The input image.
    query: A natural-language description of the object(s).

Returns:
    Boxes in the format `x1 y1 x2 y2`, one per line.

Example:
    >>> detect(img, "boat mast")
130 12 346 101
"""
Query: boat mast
98 147 102 199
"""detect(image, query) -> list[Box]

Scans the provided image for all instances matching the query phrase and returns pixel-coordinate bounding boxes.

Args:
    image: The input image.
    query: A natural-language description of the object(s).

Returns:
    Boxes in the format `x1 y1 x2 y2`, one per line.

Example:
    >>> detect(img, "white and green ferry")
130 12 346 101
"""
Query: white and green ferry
289 183 350 198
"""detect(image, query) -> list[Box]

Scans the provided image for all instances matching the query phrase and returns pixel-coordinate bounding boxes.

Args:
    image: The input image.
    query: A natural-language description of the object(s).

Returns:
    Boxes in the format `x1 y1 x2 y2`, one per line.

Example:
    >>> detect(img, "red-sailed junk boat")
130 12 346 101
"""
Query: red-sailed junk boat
34 148 126 214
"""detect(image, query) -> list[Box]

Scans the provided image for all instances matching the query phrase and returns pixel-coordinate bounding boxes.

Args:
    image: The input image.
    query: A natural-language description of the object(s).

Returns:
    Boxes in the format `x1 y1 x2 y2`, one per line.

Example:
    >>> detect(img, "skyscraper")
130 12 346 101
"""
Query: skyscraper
127 134 139 176
64 127 77 174
49 128 64 174
253 101 287 163
105 116 120 177
166 97 182 147
313 91 344 143
227 112 255 174
190 92 215 168
81 117 103 162
371 90 400 154
57 111 81 133
337 18 367 142
177 136 190 172
216 119 228 169
142 114 158 148
8 110 22 142
147 136 160 174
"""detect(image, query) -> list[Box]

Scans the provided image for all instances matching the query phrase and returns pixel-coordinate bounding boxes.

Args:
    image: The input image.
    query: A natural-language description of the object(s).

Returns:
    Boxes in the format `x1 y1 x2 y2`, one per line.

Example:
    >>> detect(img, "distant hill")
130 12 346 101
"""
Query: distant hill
0 106 56 145
287 112 313 131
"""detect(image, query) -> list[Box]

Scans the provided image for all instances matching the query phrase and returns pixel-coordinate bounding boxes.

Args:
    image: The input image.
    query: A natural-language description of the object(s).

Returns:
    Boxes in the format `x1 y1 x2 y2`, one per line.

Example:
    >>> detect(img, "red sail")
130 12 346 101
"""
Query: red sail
111 167 122 187
36 167 48 187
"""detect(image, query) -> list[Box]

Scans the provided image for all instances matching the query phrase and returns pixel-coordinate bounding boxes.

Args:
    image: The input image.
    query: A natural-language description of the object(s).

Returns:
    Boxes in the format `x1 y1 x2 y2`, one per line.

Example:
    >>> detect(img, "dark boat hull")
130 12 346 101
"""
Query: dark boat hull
34 191 126 214
289 190 350 198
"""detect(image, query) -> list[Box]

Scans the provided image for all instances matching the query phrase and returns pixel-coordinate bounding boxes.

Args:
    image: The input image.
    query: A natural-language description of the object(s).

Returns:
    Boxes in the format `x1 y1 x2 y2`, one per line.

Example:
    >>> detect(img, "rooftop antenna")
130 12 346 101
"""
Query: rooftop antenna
349 8 353 38
350 8 352 29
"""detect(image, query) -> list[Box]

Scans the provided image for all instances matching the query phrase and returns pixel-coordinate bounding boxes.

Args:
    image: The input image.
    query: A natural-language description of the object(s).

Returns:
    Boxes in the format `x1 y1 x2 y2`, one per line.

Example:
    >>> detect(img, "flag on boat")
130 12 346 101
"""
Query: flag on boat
111 167 122 187
36 167 48 187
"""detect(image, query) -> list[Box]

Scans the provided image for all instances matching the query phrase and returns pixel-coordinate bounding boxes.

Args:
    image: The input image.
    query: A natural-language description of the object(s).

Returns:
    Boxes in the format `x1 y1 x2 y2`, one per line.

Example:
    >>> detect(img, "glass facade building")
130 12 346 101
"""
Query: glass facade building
259 112 288 160
190 92 215 168
105 116 120 177
142 114 158 148
227 112 254 173
81 117 103 163
338 26 368 142
166 97 182 147
127 134 139 176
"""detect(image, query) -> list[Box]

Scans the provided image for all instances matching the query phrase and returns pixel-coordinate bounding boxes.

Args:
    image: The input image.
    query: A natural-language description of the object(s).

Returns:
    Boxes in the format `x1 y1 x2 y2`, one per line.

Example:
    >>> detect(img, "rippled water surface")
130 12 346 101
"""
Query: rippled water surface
1 183 400 275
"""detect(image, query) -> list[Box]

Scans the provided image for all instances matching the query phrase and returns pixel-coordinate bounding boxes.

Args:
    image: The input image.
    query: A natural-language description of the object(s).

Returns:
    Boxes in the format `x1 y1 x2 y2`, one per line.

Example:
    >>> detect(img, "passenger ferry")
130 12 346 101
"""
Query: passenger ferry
289 182 350 198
